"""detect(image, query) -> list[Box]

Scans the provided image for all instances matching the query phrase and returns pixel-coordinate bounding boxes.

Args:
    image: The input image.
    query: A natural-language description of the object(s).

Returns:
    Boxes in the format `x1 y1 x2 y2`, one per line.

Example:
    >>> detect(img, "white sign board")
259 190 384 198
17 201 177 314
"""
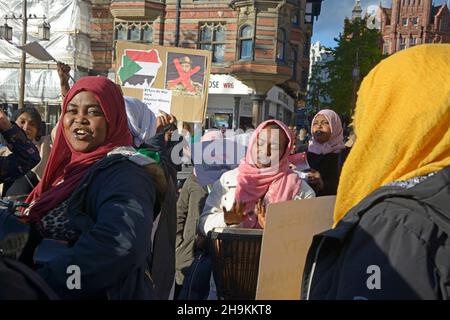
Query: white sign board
143 88 172 115
208 74 253 95
16 41 55 62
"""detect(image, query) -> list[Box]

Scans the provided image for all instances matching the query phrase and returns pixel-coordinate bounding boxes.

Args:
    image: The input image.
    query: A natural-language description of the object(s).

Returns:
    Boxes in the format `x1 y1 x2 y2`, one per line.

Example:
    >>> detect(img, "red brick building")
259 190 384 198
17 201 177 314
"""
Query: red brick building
379 0 450 55
90 0 323 126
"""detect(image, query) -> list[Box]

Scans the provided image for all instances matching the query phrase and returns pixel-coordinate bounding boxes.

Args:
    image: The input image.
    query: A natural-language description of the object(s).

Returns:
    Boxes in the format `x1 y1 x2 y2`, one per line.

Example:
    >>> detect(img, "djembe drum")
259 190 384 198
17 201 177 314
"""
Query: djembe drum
209 228 263 300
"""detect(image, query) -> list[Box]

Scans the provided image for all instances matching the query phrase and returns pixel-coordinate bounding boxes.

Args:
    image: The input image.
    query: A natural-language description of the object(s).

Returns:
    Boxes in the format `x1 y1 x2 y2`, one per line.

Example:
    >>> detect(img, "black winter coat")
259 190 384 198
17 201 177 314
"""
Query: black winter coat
307 151 346 196
21 154 157 300
302 166 450 300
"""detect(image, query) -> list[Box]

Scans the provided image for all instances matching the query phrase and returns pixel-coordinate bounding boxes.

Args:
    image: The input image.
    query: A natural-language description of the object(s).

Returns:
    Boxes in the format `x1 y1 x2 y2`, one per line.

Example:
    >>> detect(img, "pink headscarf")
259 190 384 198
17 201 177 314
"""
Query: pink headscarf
26 77 132 224
308 109 345 155
235 120 301 227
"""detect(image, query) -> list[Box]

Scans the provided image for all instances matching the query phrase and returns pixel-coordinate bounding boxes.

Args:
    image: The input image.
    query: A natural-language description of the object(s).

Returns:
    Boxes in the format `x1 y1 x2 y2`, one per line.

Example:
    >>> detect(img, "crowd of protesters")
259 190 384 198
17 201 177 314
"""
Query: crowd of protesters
0 44 449 300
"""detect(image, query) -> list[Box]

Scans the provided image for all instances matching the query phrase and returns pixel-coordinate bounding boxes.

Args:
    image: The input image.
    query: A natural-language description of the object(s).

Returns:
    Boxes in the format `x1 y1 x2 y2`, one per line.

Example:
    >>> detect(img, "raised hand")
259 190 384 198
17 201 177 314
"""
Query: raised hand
0 109 12 132
255 198 266 229
57 62 71 97
305 169 324 193
156 110 177 133
57 62 71 84
223 201 247 226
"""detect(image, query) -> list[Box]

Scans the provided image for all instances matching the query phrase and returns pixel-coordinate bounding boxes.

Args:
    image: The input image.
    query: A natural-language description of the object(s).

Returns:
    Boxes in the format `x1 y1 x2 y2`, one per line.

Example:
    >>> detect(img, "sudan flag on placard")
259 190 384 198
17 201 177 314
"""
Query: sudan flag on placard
118 49 162 88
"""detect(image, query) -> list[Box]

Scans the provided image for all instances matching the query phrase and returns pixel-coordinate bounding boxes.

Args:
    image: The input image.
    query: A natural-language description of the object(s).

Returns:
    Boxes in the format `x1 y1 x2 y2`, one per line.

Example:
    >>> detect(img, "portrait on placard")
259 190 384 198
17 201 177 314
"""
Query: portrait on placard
165 52 206 97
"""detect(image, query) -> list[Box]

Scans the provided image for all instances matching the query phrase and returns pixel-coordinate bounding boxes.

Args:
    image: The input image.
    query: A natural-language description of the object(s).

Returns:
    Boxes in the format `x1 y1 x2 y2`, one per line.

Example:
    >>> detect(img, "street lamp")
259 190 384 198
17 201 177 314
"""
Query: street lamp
0 22 12 41
351 49 360 113
1 6 51 109
1 14 51 41
38 20 51 41
352 62 360 80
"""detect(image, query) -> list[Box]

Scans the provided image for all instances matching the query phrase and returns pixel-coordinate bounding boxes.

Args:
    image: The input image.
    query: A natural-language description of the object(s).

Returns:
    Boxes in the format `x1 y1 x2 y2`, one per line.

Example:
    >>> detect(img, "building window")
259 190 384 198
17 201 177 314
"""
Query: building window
239 25 253 60
142 25 153 43
291 47 298 79
399 37 406 50
301 70 309 92
199 23 226 63
305 2 313 24
383 39 390 54
412 17 418 26
277 29 287 61
291 12 299 26
402 18 408 26
303 39 310 58
115 23 127 40
129 24 141 41
440 19 448 31
114 21 153 43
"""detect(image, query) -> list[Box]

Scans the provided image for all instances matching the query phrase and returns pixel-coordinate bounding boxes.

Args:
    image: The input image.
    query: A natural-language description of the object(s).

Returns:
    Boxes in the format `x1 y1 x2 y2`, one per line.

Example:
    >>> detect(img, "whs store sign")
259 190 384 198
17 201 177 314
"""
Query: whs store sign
208 74 253 95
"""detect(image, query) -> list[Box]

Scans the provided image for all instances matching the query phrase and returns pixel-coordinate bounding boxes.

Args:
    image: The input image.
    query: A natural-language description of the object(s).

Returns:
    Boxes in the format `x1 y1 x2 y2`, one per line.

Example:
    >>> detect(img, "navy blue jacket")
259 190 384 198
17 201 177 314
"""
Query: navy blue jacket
0 123 40 184
35 154 157 299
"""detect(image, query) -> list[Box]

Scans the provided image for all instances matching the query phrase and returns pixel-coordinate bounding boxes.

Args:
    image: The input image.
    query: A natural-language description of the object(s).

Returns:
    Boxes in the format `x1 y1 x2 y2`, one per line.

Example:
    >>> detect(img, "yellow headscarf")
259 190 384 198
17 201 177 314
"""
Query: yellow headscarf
334 44 450 227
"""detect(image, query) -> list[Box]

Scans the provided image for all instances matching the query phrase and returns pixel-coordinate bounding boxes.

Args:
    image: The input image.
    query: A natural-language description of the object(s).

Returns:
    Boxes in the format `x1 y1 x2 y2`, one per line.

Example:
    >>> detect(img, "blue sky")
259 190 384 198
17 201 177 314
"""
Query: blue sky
312 0 447 48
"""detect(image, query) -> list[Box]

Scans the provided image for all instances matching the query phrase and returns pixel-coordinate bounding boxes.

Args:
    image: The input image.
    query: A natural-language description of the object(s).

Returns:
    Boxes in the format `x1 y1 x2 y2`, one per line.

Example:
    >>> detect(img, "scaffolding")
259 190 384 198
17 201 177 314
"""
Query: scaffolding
0 0 92 105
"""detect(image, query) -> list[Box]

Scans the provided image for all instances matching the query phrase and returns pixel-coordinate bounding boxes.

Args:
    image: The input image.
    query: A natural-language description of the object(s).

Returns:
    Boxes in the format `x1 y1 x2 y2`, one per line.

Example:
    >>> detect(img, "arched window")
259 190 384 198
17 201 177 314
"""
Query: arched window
399 36 406 50
115 21 153 43
277 29 287 61
383 39 390 54
291 46 298 79
199 23 226 63
239 25 253 60
115 23 127 40
141 24 153 43
129 24 141 41
291 12 299 26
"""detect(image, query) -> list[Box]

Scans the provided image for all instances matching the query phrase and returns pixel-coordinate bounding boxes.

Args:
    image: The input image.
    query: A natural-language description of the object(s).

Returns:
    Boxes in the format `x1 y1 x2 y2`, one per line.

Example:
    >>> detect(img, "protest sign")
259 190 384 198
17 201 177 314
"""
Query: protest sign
256 196 335 300
142 88 172 115
16 41 55 61
116 41 211 123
